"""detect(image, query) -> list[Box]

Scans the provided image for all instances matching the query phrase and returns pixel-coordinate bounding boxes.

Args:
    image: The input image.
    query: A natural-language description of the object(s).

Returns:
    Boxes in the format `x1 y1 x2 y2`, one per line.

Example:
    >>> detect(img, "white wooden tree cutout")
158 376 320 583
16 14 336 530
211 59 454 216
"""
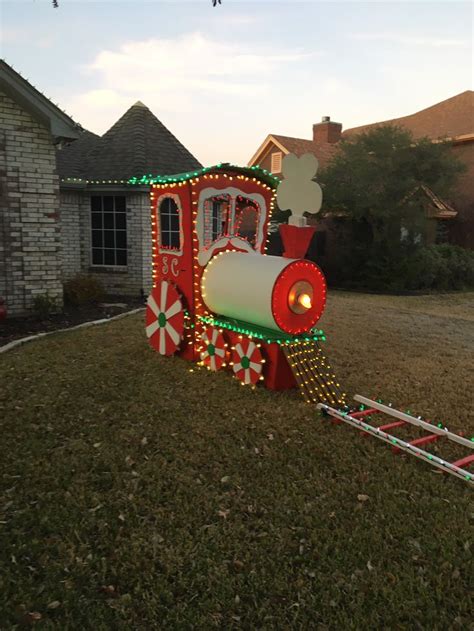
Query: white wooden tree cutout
277 153 323 226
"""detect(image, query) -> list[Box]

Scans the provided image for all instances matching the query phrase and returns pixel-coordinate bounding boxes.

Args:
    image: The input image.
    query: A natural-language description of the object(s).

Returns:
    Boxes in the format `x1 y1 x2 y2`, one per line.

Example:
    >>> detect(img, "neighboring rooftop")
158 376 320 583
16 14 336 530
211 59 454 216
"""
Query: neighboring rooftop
57 101 202 181
343 91 474 141
249 117 343 171
270 133 339 168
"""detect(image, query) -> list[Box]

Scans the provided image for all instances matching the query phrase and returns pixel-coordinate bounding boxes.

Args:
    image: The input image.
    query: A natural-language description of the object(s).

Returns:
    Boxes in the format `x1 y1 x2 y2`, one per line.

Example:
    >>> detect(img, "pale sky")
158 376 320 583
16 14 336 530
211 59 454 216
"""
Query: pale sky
1 1 472 167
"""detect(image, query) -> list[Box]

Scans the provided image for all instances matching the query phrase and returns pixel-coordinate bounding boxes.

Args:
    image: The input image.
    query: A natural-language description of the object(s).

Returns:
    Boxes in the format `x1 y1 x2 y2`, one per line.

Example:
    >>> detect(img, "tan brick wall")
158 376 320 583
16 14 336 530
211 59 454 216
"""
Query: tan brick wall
0 89 62 316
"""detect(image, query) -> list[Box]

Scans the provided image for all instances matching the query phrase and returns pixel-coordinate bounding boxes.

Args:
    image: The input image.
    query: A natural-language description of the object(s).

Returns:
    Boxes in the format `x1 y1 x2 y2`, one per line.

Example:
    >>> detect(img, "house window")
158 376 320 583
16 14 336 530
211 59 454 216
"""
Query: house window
159 196 181 251
435 219 449 244
91 196 127 266
271 152 282 174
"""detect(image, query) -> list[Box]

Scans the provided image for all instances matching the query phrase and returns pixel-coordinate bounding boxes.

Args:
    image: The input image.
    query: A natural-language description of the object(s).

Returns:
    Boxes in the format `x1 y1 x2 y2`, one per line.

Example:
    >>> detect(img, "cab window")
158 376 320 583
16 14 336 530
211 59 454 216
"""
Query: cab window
203 194 231 247
159 197 181 250
234 196 259 247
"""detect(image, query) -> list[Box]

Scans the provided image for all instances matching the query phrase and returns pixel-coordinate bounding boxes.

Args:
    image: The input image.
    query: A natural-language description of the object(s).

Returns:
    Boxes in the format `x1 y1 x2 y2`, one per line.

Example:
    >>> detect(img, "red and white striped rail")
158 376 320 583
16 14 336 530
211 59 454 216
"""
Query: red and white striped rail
317 396 474 485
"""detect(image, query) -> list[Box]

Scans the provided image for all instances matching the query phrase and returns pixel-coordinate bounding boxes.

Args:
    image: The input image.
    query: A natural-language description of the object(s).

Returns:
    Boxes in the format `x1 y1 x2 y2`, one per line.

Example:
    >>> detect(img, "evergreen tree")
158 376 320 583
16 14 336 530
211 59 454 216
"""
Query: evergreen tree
318 125 465 288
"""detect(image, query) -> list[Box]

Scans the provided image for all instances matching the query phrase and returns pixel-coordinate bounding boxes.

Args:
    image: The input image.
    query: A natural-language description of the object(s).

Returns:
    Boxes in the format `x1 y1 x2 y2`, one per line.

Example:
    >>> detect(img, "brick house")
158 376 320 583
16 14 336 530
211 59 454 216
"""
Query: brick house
248 116 341 177
249 91 474 254
0 59 81 316
0 60 201 316
57 101 201 297
342 90 474 248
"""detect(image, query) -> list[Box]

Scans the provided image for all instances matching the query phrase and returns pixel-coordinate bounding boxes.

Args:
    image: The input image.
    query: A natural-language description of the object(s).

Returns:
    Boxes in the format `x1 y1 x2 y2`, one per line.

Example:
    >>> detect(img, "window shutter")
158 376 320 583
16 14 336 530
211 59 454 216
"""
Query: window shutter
271 152 282 174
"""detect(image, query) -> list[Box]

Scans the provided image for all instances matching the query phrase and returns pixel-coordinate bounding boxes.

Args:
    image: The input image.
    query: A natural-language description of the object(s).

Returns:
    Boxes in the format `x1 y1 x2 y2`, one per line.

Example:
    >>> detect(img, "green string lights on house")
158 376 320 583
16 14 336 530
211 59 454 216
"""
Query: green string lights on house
60 164 280 188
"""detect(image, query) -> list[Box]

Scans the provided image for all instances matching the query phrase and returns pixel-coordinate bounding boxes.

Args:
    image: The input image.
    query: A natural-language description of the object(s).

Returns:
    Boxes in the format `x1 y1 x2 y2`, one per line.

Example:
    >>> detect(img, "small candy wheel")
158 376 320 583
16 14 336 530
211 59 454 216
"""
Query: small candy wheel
145 281 184 356
232 339 263 385
200 326 227 371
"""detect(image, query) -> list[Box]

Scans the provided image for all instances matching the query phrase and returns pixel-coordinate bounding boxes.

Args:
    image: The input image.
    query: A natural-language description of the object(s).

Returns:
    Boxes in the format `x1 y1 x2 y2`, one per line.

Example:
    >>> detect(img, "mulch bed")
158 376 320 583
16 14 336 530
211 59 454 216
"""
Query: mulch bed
0 296 145 347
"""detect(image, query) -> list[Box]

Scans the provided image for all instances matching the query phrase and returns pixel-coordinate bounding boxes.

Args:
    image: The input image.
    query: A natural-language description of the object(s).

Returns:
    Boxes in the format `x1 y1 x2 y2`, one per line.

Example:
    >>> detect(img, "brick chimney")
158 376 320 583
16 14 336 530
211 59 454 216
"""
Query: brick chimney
313 116 342 144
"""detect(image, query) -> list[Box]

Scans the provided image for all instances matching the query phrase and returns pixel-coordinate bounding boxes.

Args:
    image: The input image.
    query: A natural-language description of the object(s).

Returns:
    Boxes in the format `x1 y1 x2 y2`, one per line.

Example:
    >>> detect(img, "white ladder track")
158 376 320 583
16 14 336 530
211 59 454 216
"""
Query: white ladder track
317 396 474 485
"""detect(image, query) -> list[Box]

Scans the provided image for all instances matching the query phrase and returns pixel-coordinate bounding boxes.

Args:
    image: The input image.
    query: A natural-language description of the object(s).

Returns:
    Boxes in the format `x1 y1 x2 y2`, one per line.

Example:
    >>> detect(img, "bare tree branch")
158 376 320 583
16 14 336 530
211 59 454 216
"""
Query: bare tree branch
53 0 221 6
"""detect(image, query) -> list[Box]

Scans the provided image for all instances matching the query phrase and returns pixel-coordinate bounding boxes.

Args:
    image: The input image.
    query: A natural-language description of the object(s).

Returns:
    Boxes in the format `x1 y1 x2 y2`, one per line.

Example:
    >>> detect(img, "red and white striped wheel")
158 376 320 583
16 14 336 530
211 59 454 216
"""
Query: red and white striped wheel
145 281 184 356
200 326 227 371
232 339 263 385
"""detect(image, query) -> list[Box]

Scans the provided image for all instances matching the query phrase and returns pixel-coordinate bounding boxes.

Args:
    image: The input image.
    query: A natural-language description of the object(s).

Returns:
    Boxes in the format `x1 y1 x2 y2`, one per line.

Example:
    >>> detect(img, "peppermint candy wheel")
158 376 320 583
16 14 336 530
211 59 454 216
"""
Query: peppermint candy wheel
200 326 227 371
145 281 184 356
232 339 264 385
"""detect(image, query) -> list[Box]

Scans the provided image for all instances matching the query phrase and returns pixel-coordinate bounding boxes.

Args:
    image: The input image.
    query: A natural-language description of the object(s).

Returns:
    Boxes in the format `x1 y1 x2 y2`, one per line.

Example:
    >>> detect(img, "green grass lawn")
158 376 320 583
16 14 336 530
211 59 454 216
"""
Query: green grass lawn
1 291 473 629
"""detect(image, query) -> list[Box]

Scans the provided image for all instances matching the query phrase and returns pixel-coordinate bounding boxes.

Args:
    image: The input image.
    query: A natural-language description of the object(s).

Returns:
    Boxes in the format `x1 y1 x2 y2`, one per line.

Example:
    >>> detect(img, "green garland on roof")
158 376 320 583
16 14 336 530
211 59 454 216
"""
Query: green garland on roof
128 163 280 188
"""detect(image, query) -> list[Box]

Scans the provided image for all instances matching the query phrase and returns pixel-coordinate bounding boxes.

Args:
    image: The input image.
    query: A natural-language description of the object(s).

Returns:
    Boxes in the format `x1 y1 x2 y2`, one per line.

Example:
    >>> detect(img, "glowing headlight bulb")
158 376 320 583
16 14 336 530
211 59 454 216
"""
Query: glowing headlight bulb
288 280 314 315
298 293 312 310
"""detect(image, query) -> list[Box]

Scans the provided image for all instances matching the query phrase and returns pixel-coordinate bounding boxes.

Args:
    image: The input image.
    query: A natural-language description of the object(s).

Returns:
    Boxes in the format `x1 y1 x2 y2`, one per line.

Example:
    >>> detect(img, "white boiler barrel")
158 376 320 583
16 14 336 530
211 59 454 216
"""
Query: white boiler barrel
201 251 326 334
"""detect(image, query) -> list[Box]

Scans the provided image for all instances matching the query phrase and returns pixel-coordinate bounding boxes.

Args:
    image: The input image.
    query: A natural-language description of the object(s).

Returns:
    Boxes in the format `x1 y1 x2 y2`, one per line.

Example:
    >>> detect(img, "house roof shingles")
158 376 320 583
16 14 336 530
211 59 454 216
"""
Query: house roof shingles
252 90 472 173
57 130 101 179
271 134 339 169
343 91 474 141
57 101 202 181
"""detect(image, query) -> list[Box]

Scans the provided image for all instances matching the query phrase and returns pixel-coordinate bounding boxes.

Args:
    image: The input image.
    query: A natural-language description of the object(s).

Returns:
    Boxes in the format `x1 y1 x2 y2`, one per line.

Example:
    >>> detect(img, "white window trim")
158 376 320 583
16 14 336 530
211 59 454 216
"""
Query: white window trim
195 186 268 266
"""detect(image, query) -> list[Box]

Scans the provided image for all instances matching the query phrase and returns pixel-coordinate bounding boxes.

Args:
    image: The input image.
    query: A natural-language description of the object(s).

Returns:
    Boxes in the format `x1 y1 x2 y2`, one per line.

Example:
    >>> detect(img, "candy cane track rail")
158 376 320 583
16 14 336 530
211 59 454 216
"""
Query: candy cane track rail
317 397 474 485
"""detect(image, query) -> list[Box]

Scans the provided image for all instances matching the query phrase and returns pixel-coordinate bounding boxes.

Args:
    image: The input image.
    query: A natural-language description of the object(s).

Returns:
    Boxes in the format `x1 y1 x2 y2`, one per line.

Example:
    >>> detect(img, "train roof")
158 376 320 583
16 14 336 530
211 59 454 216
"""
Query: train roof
128 163 280 188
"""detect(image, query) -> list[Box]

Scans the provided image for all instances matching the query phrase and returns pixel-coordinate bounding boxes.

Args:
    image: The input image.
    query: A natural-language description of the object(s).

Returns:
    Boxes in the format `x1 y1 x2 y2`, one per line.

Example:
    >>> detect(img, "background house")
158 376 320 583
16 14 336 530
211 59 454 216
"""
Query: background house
342 91 474 248
248 116 342 176
0 59 81 317
57 101 202 297
0 59 201 316
249 91 474 251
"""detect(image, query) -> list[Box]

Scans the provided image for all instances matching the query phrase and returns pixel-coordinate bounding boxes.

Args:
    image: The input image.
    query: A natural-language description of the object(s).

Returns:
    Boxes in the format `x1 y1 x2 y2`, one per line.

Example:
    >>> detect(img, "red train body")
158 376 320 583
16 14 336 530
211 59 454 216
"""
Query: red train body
144 163 343 403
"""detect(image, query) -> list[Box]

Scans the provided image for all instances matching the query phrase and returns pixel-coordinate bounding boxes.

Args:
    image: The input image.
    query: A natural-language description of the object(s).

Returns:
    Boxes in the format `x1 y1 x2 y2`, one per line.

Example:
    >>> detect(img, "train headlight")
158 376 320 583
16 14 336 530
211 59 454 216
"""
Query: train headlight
288 281 314 314
298 293 312 309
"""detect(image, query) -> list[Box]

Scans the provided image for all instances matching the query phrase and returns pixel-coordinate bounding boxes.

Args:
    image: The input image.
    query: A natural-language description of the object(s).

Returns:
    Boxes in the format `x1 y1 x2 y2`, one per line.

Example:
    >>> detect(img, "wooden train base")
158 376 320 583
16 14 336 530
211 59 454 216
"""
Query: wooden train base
318 396 474 485
192 313 347 407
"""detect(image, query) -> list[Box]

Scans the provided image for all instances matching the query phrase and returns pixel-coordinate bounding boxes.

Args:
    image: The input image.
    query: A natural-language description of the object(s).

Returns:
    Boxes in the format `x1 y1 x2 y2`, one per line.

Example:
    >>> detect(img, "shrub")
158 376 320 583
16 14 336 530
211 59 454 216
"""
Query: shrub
32 293 60 319
63 274 105 306
407 245 474 291
328 243 474 292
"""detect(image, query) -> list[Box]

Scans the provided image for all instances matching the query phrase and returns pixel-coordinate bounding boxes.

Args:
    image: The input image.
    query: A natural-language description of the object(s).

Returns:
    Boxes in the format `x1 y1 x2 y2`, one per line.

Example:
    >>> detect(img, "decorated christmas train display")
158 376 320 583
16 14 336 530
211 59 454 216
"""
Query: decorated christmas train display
138 157 474 484
143 154 346 407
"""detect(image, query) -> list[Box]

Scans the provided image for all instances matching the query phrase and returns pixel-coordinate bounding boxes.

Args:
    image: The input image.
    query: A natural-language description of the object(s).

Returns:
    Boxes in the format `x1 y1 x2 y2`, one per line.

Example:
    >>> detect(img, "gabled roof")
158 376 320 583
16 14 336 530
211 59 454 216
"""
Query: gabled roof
248 133 338 171
0 59 81 141
405 184 457 219
271 134 339 168
343 91 474 141
57 101 202 181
